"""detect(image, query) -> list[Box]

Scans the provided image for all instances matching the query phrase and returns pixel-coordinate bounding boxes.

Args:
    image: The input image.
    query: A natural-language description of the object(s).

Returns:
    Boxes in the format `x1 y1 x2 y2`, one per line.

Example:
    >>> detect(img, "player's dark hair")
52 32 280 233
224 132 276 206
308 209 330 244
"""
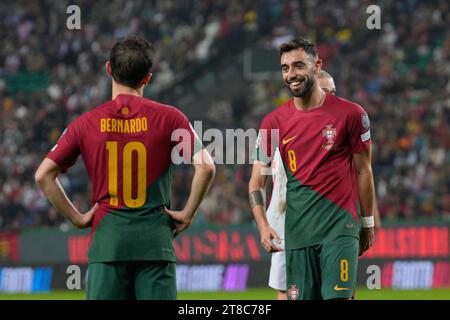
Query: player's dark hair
279 38 317 58
109 35 154 89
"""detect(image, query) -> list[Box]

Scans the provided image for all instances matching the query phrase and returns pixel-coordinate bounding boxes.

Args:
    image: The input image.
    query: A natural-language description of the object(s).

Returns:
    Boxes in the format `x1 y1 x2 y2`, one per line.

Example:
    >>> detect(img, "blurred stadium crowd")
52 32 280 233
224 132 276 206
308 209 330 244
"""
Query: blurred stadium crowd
0 0 449 230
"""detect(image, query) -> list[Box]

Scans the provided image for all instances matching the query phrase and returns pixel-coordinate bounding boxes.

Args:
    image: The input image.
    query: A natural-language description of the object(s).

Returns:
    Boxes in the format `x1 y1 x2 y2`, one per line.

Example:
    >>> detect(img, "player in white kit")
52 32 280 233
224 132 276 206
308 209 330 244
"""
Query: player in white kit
266 147 288 299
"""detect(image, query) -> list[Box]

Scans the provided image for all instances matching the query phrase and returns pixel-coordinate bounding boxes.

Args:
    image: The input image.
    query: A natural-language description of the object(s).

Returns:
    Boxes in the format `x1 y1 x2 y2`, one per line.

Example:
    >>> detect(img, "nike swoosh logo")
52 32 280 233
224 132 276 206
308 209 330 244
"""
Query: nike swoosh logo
282 136 297 145
334 285 351 291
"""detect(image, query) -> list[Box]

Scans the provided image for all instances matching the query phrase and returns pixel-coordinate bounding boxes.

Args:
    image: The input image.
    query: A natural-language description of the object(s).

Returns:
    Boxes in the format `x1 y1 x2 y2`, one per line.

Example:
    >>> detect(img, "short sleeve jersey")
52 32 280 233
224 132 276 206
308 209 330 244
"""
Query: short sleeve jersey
255 93 371 249
47 94 202 262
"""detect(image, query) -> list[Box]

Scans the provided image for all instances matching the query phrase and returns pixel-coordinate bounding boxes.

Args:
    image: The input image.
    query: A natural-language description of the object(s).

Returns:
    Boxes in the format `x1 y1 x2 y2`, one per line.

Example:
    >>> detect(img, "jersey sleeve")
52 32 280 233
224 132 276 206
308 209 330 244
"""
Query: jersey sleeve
347 105 372 154
252 115 277 164
171 110 203 162
46 120 81 173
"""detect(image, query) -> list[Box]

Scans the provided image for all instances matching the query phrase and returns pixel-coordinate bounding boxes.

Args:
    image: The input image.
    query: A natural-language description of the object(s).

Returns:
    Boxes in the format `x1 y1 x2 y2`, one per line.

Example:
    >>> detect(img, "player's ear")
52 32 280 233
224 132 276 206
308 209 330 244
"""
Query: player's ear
315 58 323 75
105 61 112 76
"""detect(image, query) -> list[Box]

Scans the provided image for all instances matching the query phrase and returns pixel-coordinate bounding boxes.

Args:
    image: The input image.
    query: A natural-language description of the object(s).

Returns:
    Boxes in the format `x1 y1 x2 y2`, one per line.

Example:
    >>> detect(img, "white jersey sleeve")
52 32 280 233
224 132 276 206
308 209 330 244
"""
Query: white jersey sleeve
266 148 287 239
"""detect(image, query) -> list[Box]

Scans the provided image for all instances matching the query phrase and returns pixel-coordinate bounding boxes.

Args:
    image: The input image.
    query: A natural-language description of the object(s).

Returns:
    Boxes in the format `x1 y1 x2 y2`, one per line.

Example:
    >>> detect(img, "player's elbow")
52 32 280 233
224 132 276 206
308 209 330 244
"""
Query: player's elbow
199 162 216 180
205 162 216 179
248 176 262 193
248 178 257 193
35 162 54 188
34 167 46 188
35 158 60 188
192 149 215 179
356 165 373 177
248 170 267 192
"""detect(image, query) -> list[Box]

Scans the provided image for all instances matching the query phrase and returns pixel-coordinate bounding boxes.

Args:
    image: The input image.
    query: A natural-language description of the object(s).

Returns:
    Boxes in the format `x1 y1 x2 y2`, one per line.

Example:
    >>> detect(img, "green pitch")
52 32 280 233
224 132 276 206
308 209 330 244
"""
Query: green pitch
1 288 450 300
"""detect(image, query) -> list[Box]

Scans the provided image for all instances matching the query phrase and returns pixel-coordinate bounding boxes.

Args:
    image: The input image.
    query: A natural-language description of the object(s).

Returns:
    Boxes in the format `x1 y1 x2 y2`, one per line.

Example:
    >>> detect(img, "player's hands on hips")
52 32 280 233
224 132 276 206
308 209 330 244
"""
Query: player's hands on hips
260 225 283 253
72 203 98 229
165 207 192 237
359 227 375 256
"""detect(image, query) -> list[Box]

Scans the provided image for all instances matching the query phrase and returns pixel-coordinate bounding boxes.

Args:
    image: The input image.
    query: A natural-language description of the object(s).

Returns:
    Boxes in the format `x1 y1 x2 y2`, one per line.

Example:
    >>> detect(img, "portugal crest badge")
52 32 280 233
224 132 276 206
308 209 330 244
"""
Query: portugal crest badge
322 125 337 150
288 284 300 300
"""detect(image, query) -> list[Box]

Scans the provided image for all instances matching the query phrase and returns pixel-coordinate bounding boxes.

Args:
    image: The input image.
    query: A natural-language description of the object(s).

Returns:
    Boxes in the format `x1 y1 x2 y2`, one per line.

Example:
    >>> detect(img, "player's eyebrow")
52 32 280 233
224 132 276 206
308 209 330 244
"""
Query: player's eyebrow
281 60 306 68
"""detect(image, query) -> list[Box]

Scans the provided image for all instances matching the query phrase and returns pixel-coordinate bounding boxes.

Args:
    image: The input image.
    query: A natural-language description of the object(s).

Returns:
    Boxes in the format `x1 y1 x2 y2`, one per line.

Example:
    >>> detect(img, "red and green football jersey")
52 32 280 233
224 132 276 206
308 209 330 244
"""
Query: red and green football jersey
255 93 372 250
47 94 201 263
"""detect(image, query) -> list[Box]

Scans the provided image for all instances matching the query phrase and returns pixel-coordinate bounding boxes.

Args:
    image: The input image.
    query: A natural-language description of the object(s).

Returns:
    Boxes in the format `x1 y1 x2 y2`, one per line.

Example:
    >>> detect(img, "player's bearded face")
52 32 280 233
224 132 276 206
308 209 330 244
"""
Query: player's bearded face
281 50 316 98
285 69 315 97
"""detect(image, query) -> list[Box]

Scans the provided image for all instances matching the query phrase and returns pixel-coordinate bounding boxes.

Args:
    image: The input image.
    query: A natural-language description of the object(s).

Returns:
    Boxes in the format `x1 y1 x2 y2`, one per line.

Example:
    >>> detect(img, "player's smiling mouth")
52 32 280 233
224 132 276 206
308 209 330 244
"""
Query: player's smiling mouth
289 79 304 88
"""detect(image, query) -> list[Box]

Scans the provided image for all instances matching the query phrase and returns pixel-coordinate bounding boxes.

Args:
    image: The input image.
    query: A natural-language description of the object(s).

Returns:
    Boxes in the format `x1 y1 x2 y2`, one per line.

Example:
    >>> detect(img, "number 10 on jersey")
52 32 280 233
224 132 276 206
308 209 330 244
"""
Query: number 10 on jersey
106 141 147 208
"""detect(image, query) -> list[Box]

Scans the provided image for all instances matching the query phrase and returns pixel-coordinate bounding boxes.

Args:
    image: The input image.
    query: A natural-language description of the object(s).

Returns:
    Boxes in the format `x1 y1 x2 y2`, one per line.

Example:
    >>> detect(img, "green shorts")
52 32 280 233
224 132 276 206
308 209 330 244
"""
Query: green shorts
87 261 176 300
286 236 358 300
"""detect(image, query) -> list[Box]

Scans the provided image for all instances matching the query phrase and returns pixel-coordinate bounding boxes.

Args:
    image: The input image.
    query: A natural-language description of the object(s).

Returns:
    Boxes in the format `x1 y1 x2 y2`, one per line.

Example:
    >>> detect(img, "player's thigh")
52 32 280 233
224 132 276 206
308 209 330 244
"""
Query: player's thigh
320 236 358 300
134 261 177 300
87 262 135 300
286 246 322 300
269 250 286 291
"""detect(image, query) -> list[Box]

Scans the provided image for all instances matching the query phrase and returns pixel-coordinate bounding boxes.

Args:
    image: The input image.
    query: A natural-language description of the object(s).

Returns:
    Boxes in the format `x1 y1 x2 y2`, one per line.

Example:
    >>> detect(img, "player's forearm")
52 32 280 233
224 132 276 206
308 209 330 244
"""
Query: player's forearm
36 175 82 224
183 163 215 220
249 174 269 233
356 167 376 218
374 202 381 229
251 203 270 233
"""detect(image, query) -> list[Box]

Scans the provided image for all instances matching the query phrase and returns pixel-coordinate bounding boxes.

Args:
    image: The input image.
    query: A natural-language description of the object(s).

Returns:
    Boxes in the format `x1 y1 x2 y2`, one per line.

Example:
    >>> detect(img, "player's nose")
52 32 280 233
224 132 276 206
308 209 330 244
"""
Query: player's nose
287 68 297 81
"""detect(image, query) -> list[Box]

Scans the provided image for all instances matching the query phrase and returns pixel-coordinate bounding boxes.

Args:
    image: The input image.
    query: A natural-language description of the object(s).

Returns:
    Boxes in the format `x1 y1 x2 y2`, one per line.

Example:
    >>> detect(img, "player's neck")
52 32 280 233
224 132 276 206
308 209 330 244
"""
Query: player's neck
293 86 326 111
111 82 144 100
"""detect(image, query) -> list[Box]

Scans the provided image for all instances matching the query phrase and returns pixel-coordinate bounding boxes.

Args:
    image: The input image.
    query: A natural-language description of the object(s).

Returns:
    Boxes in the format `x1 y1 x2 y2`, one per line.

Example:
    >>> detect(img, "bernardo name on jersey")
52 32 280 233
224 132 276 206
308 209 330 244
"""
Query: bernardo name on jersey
47 95 200 263
100 117 148 133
